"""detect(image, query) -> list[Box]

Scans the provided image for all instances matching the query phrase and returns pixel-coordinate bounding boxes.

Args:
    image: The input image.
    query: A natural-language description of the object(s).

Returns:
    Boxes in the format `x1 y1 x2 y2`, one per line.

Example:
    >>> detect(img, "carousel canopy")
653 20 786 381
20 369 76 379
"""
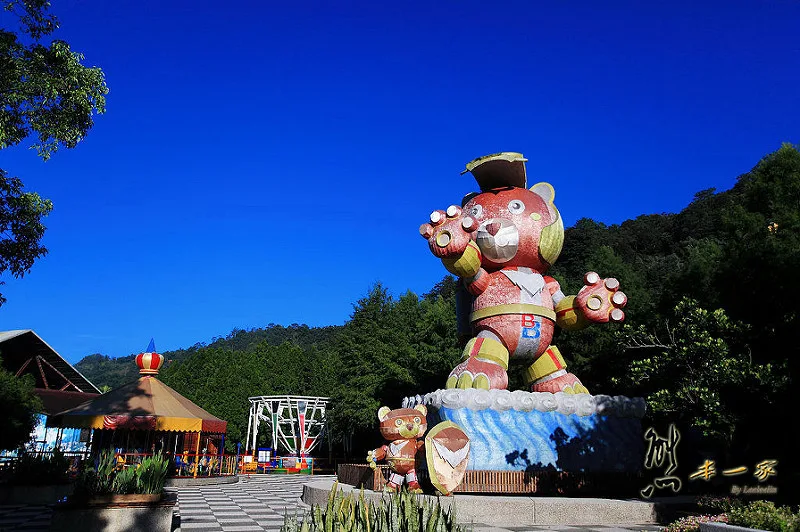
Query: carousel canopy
47 377 227 433
47 343 227 434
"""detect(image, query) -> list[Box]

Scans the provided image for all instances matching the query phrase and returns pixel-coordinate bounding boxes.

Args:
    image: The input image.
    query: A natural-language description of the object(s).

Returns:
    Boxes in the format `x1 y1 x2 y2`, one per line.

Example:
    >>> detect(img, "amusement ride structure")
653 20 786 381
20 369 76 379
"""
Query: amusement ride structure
244 395 329 457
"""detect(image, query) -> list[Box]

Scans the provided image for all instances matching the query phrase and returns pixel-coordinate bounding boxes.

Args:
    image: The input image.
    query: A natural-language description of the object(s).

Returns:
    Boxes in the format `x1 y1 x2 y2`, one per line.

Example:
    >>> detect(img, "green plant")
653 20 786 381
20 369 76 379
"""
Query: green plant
74 451 169 496
281 482 468 532
662 514 727 532
135 454 169 494
697 495 744 514
0 359 43 451
8 449 70 485
111 466 138 494
75 450 117 496
728 500 800 532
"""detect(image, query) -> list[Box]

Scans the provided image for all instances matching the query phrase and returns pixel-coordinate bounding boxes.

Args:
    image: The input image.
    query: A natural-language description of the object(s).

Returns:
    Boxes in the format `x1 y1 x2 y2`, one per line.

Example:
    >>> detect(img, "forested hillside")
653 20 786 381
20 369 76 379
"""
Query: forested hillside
75 323 340 390
75 145 799 473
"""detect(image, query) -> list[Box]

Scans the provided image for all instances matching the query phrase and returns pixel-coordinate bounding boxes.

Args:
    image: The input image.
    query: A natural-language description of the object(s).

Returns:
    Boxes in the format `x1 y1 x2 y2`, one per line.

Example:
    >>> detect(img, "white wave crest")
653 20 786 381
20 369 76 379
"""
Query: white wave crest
409 389 646 418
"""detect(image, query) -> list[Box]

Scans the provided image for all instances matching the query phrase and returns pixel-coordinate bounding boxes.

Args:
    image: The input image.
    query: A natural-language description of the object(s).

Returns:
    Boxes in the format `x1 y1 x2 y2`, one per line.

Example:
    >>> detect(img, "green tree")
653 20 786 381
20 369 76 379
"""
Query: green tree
408 291 460 393
0 0 108 305
327 284 415 457
0 356 42 450
613 298 786 448
0 170 51 305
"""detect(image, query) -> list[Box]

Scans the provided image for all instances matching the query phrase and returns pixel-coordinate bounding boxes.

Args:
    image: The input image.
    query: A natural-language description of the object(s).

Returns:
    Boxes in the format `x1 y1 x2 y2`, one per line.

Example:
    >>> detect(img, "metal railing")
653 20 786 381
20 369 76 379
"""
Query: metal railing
167 453 237 477
0 451 238 478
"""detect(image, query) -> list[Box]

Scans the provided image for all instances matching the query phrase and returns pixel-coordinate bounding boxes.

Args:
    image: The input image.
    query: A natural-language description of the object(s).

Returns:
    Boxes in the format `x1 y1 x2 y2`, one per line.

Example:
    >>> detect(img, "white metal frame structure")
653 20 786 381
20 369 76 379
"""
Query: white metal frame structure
245 395 329 456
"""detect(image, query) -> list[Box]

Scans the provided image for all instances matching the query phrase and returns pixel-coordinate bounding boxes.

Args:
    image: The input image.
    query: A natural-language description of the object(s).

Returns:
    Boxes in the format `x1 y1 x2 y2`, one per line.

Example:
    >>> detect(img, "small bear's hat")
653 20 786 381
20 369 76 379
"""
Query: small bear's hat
461 152 528 191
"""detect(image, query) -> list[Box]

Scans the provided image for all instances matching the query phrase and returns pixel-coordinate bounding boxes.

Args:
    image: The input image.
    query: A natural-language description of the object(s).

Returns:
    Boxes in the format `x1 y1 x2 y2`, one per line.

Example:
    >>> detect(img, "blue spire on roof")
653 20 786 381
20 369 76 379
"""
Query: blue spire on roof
146 338 156 353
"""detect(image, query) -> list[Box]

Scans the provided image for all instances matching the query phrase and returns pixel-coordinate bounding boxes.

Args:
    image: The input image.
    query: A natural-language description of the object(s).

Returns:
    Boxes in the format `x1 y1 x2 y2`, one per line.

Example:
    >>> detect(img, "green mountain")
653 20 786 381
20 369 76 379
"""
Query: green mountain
74 323 341 390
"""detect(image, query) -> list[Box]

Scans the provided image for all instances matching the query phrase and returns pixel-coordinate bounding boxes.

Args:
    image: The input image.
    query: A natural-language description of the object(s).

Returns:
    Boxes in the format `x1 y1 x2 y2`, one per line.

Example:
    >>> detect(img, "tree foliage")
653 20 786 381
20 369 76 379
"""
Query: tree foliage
614 298 786 446
0 169 51 304
0 355 42 450
1 0 108 158
0 0 108 305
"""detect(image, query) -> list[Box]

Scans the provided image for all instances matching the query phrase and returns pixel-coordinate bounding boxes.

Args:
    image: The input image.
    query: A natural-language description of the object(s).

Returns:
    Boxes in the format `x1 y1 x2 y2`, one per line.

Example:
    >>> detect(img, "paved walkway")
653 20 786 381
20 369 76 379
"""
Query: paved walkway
0 503 51 531
174 474 322 531
0 474 665 532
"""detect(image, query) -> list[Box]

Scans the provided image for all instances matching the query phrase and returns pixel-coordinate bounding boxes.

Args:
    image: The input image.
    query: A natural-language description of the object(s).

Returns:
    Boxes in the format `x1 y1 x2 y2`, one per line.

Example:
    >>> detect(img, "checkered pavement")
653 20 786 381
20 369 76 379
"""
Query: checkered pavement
0 474 664 532
173 474 325 532
0 504 51 531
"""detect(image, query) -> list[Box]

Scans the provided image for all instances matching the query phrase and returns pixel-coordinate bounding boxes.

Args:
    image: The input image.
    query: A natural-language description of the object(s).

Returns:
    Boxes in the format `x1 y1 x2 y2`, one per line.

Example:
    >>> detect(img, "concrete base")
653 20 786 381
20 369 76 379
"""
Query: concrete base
165 475 239 487
0 483 74 504
303 479 689 526
49 492 177 532
701 524 764 532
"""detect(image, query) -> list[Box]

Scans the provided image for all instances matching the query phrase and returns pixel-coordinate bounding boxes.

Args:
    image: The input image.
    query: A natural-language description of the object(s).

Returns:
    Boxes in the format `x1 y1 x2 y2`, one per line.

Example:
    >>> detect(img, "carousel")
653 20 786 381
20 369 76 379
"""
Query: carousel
47 341 232 477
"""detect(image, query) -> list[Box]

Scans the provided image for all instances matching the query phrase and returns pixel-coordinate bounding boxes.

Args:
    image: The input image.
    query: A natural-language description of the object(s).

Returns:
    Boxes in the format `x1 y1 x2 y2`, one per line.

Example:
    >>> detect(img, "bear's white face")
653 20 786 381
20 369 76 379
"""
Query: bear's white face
475 218 520 263
463 189 550 270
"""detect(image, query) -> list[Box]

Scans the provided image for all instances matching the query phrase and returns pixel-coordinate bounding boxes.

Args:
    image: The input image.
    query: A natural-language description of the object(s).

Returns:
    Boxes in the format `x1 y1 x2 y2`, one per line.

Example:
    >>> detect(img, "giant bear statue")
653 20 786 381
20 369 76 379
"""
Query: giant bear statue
419 152 628 394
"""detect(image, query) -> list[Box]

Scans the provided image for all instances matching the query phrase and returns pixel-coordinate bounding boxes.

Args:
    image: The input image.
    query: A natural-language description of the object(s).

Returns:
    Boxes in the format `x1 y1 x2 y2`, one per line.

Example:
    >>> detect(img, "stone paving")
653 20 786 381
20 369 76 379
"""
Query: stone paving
173 474 322 532
0 474 665 532
0 503 51 531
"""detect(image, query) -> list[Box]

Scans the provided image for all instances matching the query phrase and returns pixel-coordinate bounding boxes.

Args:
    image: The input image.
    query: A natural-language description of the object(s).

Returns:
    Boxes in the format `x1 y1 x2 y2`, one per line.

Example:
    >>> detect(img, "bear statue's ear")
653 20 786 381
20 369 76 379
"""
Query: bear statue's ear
530 182 555 204
414 404 427 416
378 406 391 422
461 192 479 207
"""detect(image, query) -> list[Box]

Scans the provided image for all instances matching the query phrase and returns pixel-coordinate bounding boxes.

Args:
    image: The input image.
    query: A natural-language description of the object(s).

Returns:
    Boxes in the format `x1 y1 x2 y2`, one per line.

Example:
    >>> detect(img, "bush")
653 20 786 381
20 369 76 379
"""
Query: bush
111 466 138 494
281 483 468 532
75 450 169 496
727 500 800 532
663 514 727 532
135 454 169 494
697 495 744 514
8 450 70 485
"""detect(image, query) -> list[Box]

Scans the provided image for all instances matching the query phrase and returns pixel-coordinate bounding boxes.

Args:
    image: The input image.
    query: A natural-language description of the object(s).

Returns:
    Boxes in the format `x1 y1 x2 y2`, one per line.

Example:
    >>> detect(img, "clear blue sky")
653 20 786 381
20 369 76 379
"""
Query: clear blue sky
2 0 798 364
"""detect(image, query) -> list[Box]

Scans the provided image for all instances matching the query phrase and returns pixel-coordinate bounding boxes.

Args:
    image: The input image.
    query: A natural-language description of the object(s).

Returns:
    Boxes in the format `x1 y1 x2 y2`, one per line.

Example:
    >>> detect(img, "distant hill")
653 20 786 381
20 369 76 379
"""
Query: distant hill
75 323 341 389
74 353 139 390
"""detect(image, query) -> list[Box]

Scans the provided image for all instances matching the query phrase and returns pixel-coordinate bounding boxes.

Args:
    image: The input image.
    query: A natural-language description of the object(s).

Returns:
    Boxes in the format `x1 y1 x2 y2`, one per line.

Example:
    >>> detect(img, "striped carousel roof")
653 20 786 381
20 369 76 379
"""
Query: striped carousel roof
47 340 226 433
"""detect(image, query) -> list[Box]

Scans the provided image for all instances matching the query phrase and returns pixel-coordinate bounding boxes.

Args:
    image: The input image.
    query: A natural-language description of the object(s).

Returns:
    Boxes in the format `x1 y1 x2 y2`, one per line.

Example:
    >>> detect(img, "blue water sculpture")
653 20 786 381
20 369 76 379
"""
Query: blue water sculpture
403 389 646 473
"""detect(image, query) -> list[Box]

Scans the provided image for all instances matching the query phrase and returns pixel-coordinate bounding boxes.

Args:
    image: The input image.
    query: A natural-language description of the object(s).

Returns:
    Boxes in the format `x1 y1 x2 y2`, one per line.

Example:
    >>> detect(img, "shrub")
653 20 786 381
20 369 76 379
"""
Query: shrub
281 483 468 532
8 449 71 485
75 450 119 496
111 466 138 494
697 495 744 514
727 500 800 532
136 454 169 494
662 514 727 532
75 451 169 496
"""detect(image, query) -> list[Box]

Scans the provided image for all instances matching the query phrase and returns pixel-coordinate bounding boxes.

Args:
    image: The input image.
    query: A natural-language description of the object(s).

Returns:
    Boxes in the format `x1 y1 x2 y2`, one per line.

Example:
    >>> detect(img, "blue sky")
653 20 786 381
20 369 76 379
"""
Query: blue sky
2 0 798 364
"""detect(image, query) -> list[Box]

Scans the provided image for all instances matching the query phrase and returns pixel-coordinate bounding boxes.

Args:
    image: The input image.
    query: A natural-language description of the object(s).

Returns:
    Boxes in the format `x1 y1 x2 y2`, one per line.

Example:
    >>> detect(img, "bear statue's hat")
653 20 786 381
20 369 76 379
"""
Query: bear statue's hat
461 152 528 191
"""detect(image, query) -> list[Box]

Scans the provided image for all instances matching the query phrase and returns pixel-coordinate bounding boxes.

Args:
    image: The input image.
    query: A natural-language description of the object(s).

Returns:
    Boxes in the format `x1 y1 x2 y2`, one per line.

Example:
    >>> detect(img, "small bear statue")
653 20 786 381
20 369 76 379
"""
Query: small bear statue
366 404 427 493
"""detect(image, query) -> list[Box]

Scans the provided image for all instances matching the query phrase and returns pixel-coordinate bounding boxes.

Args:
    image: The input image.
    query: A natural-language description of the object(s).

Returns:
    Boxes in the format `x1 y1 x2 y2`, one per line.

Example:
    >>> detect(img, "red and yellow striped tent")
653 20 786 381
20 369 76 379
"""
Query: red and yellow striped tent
47 375 227 433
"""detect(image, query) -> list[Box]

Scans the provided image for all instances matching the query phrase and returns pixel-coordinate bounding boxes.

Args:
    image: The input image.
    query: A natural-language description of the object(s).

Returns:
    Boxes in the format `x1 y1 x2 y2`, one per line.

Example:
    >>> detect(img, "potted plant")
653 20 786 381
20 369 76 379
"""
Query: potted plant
50 450 176 532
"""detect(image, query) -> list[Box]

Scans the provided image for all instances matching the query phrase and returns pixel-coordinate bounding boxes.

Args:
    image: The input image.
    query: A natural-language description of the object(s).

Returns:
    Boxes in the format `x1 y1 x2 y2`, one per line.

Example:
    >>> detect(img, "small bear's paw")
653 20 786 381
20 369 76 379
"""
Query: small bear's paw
407 481 423 494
